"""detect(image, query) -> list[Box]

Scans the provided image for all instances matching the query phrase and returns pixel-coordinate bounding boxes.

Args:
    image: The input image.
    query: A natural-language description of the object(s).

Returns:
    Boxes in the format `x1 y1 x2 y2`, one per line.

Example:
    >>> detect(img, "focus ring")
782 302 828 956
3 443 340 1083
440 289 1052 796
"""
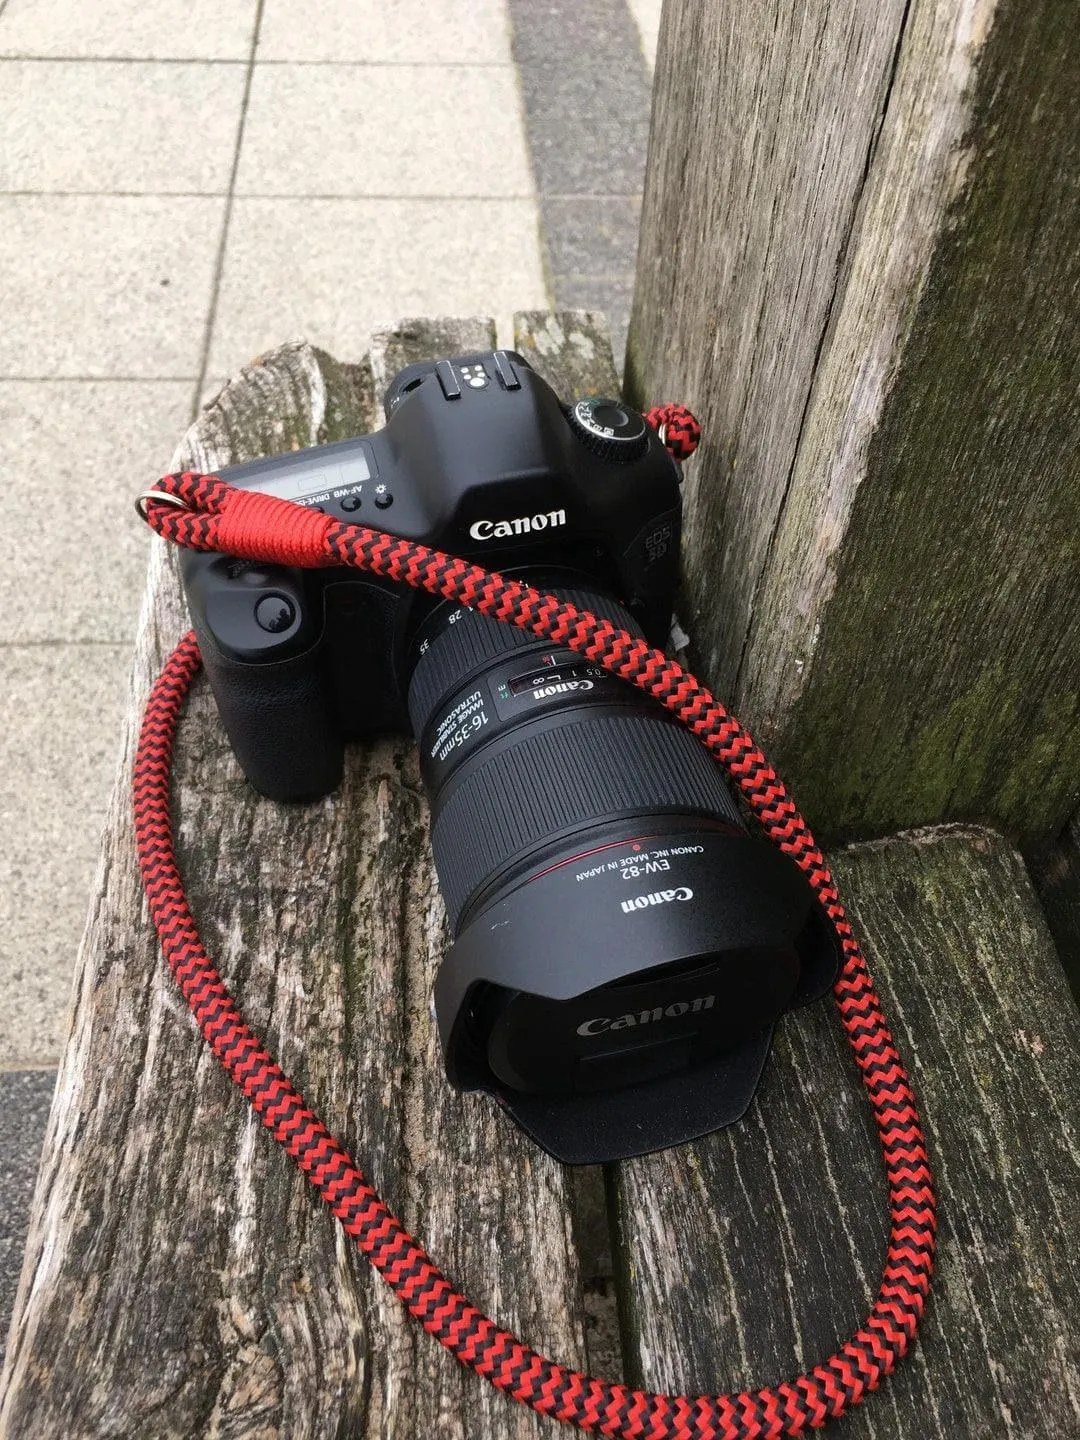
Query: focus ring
430 710 744 928
408 589 643 737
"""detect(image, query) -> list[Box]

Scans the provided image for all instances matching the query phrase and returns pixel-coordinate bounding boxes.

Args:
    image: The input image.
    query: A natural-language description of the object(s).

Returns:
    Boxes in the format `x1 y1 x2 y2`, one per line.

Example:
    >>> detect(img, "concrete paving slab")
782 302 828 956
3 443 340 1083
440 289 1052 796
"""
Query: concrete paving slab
0 1068 56 1365
504 0 651 371
541 195 642 278
0 644 128 1067
257 0 512 65
506 0 651 197
0 381 191 644
0 195 224 377
236 63 531 198
0 0 257 59
0 61 246 194
208 196 548 377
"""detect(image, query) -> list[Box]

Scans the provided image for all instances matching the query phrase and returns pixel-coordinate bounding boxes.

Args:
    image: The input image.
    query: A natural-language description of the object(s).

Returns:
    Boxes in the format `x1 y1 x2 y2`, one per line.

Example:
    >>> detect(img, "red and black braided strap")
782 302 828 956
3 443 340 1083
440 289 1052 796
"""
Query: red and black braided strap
645 402 702 461
134 406 935 1439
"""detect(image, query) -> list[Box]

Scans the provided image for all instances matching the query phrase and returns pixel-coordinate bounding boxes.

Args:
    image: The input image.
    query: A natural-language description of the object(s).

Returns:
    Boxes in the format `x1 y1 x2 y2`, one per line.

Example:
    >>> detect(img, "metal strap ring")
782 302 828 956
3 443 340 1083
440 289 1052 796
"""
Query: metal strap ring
135 490 192 523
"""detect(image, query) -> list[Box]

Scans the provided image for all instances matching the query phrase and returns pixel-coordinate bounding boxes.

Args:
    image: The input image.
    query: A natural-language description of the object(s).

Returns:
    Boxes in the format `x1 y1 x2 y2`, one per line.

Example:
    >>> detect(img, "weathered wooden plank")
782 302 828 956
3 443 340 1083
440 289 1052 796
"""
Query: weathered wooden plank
628 0 1080 847
625 0 909 699
611 829 1080 1436
0 322 598 1438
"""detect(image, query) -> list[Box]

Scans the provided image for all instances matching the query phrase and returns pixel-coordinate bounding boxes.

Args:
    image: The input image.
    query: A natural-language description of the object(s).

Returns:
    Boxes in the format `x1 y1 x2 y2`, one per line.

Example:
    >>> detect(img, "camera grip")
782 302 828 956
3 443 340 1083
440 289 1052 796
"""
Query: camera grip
199 637 343 802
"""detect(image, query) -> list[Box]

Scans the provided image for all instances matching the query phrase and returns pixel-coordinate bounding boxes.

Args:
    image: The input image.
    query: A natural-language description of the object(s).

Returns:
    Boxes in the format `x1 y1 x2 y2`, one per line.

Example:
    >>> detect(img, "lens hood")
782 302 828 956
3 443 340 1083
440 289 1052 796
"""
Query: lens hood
434 828 838 1163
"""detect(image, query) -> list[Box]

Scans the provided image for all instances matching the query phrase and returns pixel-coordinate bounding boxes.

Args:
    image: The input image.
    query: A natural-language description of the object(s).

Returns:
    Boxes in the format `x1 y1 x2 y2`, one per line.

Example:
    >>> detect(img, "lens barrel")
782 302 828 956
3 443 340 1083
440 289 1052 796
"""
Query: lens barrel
408 588 743 929
408 584 837 1163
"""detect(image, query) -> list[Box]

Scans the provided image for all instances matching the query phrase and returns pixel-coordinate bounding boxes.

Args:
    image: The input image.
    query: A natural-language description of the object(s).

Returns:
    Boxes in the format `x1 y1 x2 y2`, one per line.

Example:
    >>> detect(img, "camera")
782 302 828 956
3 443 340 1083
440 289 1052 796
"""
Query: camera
180 349 836 1164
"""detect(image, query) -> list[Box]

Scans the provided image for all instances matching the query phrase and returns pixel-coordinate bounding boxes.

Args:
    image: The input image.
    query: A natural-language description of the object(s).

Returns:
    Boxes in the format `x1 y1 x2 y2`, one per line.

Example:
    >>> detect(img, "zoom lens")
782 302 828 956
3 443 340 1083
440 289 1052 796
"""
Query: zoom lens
408 587 745 930
409 585 836 1162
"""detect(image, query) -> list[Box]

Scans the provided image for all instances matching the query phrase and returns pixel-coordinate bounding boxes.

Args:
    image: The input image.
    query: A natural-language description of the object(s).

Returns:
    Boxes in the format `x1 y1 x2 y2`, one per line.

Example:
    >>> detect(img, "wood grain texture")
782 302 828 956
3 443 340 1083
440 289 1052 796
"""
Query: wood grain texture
741 0 1080 846
629 0 1080 846
625 0 909 695
611 828 1080 1436
0 321 604 1439
734 0 1000 734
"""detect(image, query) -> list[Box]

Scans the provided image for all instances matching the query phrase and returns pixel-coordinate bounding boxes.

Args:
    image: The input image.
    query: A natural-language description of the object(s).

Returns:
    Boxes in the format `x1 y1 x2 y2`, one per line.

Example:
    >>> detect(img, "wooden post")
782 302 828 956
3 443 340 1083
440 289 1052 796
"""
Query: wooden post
627 0 1080 848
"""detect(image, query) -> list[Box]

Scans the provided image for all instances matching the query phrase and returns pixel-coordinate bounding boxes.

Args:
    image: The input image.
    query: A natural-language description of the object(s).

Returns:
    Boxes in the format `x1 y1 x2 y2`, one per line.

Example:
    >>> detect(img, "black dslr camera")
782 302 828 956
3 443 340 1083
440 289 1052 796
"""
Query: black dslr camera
181 349 836 1163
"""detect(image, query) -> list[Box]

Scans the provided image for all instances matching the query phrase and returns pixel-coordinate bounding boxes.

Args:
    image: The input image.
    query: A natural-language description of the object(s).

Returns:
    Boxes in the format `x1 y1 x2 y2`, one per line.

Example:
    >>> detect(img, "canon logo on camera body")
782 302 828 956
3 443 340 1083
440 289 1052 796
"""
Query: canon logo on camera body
468 508 567 542
576 993 716 1038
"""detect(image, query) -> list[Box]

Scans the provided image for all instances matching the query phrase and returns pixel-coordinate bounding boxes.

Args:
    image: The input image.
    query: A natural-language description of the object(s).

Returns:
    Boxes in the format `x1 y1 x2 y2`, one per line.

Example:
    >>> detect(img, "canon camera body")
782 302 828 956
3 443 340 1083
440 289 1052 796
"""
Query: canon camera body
180 349 836 1163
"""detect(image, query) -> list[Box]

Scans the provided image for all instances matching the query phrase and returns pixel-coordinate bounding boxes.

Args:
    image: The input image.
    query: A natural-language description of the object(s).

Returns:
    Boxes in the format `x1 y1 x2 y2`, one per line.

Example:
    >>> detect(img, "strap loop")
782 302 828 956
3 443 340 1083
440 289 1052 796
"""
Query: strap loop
138 471 338 567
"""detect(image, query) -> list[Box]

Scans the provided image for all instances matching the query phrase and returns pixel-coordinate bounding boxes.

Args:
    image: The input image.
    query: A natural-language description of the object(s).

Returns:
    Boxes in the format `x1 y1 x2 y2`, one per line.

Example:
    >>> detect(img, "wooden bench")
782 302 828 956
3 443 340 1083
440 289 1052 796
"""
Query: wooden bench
1 313 1079 1438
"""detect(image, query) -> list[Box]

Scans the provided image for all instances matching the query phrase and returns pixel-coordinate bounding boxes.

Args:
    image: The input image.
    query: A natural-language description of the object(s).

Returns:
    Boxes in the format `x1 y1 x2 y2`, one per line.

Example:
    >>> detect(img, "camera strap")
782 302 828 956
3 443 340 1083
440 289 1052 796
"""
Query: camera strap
135 405 936 1440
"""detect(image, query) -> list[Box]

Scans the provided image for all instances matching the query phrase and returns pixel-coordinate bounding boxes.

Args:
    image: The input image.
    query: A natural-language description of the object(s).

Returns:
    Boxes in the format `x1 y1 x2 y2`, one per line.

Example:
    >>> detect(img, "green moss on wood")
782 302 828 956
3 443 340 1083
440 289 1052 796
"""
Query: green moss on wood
313 348 376 441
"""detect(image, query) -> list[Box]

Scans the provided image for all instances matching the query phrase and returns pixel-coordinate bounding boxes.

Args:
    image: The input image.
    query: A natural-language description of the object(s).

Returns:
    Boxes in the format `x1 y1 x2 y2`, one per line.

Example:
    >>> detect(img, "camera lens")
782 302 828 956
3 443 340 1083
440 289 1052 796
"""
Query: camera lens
408 582 834 1161
408 586 743 931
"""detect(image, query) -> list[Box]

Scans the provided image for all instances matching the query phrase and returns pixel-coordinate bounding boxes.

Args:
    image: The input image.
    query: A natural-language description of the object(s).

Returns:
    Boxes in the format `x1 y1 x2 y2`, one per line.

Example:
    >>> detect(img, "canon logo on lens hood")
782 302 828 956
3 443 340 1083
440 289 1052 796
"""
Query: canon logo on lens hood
620 886 693 914
576 993 716 1038
468 508 567 541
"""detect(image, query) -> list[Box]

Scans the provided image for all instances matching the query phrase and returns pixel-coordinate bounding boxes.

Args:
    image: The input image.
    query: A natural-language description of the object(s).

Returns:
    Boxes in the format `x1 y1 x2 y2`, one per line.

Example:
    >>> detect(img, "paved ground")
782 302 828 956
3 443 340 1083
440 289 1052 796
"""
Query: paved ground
0 0 658 1362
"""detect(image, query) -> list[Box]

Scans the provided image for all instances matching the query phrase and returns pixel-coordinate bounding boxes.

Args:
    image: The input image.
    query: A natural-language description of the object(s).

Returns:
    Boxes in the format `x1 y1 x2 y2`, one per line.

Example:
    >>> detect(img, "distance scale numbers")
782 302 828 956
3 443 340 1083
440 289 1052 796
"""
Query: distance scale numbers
495 655 608 705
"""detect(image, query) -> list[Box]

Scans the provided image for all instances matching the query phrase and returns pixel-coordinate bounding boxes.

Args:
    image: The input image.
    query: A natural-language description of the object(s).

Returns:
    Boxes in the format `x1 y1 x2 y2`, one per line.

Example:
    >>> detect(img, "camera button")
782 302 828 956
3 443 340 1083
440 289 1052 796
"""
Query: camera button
436 359 461 400
255 594 297 634
460 361 489 389
374 484 393 510
228 560 275 585
340 494 361 512
569 396 650 461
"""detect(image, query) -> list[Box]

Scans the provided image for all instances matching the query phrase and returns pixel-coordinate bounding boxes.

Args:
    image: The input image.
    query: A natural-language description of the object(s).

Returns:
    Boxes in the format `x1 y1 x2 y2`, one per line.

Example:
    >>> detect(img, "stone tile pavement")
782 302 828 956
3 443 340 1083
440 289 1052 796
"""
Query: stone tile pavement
0 0 660 1360
508 0 652 360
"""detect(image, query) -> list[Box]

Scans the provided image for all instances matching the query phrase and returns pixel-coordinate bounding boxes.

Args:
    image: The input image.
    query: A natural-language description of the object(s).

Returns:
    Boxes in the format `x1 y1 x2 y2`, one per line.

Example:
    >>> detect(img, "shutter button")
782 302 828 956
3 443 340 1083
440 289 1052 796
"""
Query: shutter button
255 595 296 633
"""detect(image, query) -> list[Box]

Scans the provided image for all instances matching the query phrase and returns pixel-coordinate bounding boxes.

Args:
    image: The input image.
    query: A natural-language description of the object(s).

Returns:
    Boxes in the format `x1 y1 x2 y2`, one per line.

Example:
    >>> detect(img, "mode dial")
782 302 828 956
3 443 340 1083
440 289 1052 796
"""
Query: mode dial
569 397 650 462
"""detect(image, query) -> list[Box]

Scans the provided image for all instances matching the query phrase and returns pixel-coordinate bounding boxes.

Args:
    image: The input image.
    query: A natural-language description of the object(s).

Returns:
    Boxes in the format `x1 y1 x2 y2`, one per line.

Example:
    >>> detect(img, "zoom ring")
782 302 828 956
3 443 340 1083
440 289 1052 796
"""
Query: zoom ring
430 710 744 927
408 589 642 738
